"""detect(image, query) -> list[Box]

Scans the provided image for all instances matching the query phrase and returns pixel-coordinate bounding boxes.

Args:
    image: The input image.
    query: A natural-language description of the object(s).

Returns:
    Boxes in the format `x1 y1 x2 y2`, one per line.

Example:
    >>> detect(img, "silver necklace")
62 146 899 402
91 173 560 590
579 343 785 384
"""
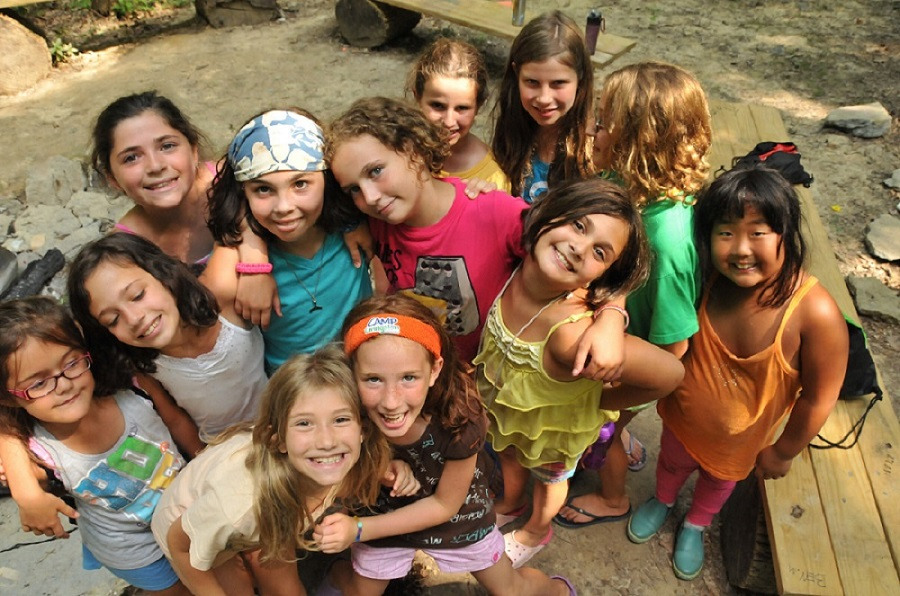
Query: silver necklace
500 285 571 358
288 249 324 313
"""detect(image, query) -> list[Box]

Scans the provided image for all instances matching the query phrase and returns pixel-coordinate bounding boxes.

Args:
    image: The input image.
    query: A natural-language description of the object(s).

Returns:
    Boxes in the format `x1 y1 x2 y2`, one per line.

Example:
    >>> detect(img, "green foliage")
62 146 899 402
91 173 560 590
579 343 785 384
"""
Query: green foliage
49 37 79 64
111 0 156 18
67 0 92 10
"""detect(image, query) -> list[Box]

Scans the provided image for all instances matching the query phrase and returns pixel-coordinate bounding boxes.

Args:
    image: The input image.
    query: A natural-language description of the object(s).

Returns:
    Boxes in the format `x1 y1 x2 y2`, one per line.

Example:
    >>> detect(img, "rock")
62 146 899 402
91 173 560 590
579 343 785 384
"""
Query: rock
57 221 102 257
2 236 26 253
0 213 12 242
12 205 82 256
0 14 52 96
196 0 279 28
884 168 900 190
824 102 892 138
847 276 900 324
864 215 900 261
66 190 120 221
25 156 87 206
0 246 17 295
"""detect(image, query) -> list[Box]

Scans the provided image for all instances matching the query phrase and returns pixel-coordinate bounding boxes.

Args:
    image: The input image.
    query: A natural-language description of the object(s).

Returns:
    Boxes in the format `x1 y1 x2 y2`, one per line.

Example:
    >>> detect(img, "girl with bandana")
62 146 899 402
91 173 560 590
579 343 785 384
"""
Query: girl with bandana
205 109 372 374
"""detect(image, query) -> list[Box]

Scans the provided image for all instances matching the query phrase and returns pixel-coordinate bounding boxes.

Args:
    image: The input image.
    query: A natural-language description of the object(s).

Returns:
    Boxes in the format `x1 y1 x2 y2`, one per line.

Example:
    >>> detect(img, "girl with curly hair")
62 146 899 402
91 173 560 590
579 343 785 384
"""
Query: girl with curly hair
557 61 712 530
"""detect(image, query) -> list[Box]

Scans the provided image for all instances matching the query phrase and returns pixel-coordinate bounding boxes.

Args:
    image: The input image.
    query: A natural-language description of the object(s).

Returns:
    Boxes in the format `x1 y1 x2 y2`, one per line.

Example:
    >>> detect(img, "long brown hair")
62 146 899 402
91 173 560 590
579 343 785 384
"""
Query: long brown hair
245 346 390 562
492 11 594 196
341 294 486 447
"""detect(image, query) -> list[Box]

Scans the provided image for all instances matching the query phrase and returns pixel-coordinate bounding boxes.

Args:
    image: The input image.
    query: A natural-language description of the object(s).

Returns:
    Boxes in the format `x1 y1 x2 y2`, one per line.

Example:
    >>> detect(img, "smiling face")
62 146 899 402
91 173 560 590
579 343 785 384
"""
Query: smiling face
533 213 630 290
7 339 94 430
331 134 427 226
107 110 199 211
84 260 181 351
280 386 363 490
243 170 325 248
517 57 579 128
353 335 442 444
417 76 479 147
711 205 785 290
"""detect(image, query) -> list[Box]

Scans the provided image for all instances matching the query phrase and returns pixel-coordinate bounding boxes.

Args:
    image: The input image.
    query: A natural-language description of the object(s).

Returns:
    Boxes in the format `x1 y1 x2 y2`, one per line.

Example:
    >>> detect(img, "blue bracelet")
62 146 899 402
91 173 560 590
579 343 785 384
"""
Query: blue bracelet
354 516 363 542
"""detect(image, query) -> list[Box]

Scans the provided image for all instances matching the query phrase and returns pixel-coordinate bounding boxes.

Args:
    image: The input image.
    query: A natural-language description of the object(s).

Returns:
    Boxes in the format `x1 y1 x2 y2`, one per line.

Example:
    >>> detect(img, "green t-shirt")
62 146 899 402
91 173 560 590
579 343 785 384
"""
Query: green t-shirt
626 198 700 345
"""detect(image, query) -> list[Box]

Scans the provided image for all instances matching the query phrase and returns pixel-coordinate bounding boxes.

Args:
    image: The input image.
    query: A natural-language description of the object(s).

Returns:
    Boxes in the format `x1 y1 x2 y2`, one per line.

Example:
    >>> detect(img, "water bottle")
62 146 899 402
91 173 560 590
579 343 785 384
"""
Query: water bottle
585 8 605 55
512 0 526 27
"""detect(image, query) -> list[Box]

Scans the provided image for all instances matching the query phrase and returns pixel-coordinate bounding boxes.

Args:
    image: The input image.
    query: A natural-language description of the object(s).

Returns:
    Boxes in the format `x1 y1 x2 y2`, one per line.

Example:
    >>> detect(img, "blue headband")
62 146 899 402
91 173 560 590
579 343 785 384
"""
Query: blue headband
227 110 326 182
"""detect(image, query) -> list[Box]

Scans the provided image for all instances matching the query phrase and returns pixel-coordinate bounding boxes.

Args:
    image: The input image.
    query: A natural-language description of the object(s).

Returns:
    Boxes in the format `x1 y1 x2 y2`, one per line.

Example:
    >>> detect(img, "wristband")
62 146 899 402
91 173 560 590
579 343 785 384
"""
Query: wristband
595 304 630 330
235 262 273 274
353 516 363 542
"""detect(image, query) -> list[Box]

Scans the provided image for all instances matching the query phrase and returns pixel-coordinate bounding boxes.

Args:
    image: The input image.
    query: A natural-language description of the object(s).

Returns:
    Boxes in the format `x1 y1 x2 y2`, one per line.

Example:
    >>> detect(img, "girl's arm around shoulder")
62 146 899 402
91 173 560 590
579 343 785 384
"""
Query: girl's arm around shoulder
756 284 849 479
200 245 253 329
599 335 685 411
0 434 78 538
134 374 204 459
314 453 477 553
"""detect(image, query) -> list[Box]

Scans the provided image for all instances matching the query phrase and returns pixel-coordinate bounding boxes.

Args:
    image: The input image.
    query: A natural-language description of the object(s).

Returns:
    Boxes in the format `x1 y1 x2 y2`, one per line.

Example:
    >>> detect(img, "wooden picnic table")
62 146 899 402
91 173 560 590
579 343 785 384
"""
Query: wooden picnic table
335 0 635 69
710 100 900 596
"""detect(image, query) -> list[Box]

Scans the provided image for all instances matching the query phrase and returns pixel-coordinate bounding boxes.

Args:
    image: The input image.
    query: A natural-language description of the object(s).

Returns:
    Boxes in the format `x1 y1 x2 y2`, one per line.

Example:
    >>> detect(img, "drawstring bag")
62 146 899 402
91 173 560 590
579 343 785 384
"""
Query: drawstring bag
730 142 814 187
810 315 883 450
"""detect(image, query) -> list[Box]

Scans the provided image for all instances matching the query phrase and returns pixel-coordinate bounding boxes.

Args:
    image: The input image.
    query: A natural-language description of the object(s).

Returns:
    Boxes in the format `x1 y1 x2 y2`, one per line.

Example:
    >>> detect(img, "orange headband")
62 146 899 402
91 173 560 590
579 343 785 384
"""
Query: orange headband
344 313 442 360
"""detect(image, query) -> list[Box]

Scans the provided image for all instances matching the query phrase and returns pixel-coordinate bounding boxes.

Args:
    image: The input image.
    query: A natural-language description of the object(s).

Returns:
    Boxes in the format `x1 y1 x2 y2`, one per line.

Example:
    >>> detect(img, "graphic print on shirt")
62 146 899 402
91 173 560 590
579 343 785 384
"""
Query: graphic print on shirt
72 433 183 523
399 256 479 337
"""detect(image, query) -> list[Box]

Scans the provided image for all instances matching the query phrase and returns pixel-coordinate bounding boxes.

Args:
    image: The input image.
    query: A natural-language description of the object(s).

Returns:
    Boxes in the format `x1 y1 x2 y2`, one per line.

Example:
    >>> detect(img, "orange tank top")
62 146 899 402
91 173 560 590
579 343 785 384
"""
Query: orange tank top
657 276 818 481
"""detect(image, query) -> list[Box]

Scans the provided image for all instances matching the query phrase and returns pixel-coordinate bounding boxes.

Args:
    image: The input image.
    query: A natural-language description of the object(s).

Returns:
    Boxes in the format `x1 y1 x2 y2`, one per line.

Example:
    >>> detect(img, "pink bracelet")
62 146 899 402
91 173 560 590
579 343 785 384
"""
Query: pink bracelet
595 304 630 330
235 262 273 274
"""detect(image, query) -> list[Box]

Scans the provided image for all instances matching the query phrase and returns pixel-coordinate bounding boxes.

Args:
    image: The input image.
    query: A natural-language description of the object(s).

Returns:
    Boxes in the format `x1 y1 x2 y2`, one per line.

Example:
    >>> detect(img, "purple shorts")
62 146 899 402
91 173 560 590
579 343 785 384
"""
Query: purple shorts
351 526 505 580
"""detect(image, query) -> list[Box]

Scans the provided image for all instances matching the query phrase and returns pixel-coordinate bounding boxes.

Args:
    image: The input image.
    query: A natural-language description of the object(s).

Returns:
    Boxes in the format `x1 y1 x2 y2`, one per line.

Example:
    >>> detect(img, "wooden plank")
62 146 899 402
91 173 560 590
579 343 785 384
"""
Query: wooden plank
810 403 900 595
841 387 900 573
761 450 843 595
0 0 48 8
376 0 636 68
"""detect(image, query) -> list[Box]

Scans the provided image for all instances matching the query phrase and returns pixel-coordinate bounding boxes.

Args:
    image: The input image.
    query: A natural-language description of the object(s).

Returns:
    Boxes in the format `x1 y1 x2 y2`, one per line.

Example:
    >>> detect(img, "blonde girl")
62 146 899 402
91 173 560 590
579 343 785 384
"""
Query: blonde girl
627 166 847 580
492 11 594 203
557 61 712 528
0 297 187 595
315 294 576 596
474 178 685 567
407 38 510 191
151 346 393 595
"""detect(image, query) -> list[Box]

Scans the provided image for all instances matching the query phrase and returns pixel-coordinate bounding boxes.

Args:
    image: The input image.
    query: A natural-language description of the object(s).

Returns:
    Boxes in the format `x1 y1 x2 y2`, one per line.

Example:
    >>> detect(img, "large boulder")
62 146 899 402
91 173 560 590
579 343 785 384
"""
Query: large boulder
0 15 51 96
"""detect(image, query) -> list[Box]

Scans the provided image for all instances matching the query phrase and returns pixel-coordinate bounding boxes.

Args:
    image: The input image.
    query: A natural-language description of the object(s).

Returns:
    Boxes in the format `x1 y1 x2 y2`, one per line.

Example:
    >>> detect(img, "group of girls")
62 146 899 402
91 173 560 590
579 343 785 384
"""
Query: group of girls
0 8 850 594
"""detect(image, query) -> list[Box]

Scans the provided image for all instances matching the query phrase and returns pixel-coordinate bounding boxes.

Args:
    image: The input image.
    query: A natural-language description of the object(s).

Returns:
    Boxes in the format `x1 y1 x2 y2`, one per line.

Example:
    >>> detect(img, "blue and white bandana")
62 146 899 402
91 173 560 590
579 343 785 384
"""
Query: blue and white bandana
227 110 326 182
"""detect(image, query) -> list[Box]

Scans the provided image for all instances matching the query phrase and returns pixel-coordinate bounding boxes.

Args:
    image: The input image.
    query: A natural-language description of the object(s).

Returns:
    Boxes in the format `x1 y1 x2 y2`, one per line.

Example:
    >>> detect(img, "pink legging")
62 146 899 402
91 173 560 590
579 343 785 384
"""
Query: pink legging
656 424 737 527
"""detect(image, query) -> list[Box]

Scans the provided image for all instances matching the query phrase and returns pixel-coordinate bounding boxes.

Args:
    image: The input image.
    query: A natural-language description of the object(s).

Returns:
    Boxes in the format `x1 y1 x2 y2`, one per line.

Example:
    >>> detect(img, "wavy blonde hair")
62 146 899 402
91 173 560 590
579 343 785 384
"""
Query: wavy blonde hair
597 61 711 206
406 38 489 110
245 345 390 563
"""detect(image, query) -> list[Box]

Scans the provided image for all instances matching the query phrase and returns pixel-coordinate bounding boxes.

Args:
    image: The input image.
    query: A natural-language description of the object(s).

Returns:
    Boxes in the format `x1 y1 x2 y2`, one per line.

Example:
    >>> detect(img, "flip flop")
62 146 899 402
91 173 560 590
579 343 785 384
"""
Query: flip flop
625 431 648 472
553 498 631 528
503 527 553 569
550 575 577 596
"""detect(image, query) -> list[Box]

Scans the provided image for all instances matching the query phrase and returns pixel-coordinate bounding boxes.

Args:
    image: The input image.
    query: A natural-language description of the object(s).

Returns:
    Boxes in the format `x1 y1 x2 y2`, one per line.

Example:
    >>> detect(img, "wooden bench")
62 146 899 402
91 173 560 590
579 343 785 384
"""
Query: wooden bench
334 0 635 69
710 101 900 595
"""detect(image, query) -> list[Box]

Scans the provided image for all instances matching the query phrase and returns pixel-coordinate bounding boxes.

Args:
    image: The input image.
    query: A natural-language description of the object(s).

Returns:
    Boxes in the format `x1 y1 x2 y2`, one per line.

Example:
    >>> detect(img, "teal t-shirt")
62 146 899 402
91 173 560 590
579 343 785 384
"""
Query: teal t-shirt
265 234 372 373
522 157 549 204
626 198 700 345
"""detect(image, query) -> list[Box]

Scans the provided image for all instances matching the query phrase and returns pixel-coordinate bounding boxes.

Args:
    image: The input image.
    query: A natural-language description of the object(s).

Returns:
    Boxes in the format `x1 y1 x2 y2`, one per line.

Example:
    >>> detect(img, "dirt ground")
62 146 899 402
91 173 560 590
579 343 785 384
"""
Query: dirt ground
0 0 898 594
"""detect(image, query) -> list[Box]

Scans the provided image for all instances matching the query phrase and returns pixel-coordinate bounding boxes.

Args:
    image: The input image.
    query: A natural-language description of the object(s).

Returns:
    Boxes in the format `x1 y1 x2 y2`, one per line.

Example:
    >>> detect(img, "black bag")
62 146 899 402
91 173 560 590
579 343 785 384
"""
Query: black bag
731 142 814 187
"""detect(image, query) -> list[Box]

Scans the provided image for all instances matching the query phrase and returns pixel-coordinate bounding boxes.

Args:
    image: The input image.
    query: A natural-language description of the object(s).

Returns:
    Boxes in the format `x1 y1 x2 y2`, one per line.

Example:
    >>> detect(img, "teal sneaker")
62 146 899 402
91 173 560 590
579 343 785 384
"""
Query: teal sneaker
626 497 670 543
673 522 705 580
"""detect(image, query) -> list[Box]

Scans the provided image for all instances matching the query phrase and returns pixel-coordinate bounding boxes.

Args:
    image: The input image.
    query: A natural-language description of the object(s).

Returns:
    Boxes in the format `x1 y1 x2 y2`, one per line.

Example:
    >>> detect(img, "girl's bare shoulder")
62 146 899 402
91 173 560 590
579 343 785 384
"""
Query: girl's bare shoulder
797 279 845 333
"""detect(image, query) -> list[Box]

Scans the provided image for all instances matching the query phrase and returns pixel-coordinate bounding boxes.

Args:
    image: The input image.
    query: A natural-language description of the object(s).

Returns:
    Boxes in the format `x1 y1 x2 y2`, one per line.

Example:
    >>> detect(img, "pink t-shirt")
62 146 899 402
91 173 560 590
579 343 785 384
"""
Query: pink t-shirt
369 178 528 361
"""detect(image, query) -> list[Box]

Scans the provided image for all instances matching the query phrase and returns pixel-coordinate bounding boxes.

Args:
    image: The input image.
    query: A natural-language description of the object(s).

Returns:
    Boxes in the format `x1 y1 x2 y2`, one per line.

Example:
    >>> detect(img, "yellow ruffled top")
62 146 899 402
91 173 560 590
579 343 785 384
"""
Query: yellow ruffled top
474 298 618 471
